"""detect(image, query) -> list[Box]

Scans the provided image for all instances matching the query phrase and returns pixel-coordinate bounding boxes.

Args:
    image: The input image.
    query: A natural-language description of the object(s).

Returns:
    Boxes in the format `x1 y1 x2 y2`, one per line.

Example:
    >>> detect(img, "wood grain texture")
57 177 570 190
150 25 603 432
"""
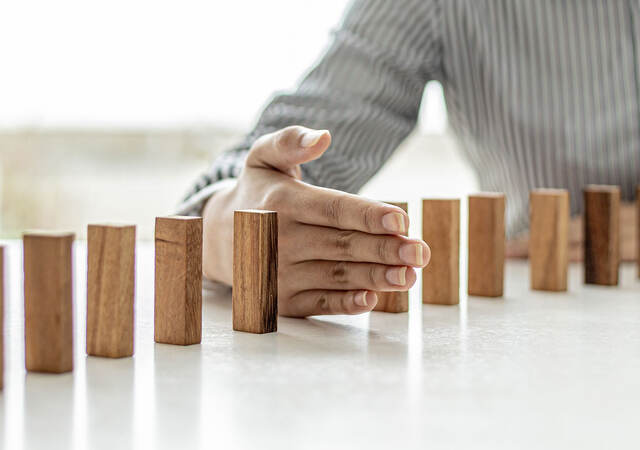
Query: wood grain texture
23 231 74 373
468 193 505 297
529 189 569 291
0 247 4 389
87 224 135 358
374 202 409 313
422 199 460 305
584 185 620 286
233 210 278 334
154 216 202 345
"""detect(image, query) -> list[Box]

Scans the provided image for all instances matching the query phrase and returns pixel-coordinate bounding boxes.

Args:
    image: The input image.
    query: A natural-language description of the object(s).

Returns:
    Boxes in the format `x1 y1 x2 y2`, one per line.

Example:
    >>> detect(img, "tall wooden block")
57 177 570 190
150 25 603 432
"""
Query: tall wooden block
422 199 460 305
233 210 278 334
23 232 74 373
584 185 620 286
374 202 409 313
468 193 505 297
0 247 4 389
87 224 135 358
529 189 569 291
154 216 202 345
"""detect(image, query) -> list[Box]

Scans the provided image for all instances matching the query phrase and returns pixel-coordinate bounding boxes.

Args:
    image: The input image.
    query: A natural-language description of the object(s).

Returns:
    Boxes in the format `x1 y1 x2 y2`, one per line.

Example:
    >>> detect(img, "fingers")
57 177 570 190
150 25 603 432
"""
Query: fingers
292 185 409 235
281 290 378 317
285 261 417 293
246 126 331 176
285 224 430 267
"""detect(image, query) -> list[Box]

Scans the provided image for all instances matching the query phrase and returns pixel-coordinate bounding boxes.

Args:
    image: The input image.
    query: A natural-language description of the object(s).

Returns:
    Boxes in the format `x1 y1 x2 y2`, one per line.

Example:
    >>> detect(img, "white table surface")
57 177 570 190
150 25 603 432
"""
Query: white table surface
0 239 639 450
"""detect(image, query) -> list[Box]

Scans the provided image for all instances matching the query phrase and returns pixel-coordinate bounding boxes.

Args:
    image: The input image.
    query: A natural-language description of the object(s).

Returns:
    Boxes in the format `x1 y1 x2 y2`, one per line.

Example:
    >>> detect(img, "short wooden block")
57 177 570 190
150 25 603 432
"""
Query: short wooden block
374 202 409 313
154 216 202 345
584 185 620 286
0 246 4 389
23 231 75 373
468 193 505 297
422 199 460 305
529 189 569 291
87 224 136 358
233 210 278 334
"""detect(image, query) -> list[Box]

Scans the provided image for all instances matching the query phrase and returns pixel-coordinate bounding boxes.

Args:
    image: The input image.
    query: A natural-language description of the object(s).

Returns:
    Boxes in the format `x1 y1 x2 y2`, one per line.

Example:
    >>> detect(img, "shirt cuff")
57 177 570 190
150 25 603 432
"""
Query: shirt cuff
174 178 238 216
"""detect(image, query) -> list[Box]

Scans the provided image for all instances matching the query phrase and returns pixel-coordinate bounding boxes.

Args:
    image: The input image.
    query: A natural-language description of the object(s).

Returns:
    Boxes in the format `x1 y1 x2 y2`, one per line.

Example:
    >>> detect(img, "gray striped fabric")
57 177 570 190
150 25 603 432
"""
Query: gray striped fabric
182 0 640 236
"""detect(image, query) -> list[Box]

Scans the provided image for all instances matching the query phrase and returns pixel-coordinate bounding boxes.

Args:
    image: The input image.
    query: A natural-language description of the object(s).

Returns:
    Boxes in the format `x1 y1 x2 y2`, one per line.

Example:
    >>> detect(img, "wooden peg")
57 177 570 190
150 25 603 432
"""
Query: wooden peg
154 216 202 345
23 231 75 373
374 202 409 313
87 224 135 358
468 193 505 297
233 210 278 333
529 189 569 291
422 199 460 305
0 246 4 389
584 185 620 285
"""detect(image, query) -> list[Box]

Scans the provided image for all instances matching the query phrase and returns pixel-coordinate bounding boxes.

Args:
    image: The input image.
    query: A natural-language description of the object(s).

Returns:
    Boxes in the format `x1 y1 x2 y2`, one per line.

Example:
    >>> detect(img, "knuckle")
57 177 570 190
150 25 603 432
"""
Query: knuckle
324 197 345 227
316 293 331 314
275 126 303 151
361 205 377 232
375 238 390 261
328 261 349 284
368 265 378 287
334 230 356 258
261 185 288 211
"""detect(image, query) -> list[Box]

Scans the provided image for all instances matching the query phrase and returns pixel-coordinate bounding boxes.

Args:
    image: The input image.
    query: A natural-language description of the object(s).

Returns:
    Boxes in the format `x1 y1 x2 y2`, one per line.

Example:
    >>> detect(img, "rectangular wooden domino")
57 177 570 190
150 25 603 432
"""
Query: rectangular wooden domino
422 199 460 305
87 224 136 358
584 185 620 285
468 193 505 297
154 216 202 345
374 202 409 313
529 189 569 291
233 210 278 333
23 231 75 373
0 246 4 389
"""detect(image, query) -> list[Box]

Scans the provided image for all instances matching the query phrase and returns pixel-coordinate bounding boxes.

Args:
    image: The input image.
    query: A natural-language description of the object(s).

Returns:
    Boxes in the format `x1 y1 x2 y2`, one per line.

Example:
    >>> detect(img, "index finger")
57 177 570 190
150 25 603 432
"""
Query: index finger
294 184 409 235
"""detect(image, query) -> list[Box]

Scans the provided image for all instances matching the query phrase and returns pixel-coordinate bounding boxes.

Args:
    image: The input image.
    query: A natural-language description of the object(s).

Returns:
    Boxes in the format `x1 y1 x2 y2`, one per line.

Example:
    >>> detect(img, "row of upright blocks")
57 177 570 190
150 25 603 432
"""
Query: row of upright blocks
7 184 633 377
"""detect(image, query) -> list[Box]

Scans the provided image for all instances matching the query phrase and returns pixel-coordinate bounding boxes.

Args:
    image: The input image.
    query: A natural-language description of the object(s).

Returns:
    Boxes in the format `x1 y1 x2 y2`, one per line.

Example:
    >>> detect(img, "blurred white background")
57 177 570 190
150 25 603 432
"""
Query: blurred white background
0 0 474 239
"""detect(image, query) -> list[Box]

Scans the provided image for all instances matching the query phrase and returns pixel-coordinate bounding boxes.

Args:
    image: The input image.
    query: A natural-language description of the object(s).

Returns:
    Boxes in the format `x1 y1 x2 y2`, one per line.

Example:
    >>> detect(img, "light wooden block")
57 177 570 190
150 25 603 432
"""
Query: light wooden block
374 202 409 313
154 216 202 345
0 246 4 389
233 210 278 334
23 231 75 373
468 193 505 297
422 199 460 305
584 185 620 286
87 224 135 358
529 189 569 291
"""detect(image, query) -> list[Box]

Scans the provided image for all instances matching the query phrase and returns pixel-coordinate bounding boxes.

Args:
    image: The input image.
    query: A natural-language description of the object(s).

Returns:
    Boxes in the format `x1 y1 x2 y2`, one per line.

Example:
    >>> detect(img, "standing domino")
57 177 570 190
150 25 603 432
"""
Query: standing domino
468 193 505 297
233 210 278 334
154 216 202 345
529 189 569 291
23 231 75 373
374 202 409 313
87 224 135 358
584 185 620 285
422 199 460 305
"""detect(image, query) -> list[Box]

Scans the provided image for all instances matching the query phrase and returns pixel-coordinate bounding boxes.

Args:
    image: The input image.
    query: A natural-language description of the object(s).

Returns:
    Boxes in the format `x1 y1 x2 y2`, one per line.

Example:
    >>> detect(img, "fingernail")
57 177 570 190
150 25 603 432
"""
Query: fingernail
354 290 369 307
382 212 406 234
300 130 326 148
399 243 424 266
385 266 406 286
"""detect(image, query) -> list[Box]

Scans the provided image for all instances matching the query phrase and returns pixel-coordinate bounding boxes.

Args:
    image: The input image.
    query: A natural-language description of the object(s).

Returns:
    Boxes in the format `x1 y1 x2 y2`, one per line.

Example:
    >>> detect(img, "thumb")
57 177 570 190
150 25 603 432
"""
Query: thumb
246 126 331 177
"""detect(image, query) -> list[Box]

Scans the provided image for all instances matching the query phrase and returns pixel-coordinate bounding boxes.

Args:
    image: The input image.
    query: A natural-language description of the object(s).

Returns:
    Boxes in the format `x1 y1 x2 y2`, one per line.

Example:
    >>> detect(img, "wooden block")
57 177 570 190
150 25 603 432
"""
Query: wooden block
0 246 4 389
529 189 569 291
374 202 409 313
468 193 505 297
422 199 460 305
233 210 278 333
584 185 620 286
87 224 135 358
23 231 75 373
154 216 202 345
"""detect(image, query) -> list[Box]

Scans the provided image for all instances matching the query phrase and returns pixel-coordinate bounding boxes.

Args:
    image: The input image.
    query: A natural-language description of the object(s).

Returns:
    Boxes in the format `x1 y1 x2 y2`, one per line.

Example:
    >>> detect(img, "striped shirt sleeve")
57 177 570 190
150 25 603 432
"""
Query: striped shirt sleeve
180 0 442 215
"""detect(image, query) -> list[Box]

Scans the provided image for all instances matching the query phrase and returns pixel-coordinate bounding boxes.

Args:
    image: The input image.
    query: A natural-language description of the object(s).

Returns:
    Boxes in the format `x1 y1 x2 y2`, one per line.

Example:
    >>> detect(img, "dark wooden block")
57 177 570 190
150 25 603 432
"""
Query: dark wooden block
584 185 620 286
